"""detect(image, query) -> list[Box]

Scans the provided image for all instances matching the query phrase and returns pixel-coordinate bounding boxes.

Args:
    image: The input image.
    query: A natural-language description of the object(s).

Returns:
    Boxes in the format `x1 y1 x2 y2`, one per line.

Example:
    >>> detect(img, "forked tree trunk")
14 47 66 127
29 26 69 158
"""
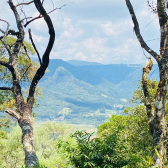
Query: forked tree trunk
125 0 168 167
0 0 55 167
142 59 167 167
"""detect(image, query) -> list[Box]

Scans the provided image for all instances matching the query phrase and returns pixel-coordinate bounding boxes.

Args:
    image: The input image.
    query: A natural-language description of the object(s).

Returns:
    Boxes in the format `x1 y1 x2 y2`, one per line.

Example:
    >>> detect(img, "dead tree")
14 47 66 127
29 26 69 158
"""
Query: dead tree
125 0 168 167
0 0 56 167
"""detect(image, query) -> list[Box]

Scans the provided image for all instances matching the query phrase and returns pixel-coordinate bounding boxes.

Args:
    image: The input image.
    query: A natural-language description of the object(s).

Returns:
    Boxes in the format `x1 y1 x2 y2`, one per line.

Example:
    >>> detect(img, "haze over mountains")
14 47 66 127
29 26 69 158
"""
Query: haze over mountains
35 59 159 126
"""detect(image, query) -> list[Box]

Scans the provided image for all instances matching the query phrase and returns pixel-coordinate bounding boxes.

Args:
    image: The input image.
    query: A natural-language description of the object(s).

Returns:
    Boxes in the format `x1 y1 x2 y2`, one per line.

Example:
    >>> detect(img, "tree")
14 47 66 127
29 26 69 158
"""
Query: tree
0 0 56 167
125 0 168 167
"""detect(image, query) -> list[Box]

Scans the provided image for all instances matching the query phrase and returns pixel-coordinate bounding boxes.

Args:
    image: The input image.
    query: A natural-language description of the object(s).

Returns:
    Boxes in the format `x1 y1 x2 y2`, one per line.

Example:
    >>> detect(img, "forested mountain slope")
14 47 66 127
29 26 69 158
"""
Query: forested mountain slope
34 59 159 126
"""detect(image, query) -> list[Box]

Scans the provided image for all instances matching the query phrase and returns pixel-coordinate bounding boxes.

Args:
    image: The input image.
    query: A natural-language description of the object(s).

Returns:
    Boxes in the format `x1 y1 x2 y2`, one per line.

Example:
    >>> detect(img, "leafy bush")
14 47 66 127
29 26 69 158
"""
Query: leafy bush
59 128 141 168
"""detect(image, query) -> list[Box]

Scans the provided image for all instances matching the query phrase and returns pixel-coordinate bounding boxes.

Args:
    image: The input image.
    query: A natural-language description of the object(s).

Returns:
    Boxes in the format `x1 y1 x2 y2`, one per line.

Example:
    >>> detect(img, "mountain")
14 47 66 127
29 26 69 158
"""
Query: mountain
34 60 159 126
42 59 105 85
66 60 102 66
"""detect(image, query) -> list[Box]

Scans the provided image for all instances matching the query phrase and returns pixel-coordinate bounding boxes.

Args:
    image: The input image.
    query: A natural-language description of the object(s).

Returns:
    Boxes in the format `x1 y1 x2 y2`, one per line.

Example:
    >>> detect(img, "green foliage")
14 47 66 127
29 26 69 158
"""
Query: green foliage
0 126 25 168
34 121 75 168
0 130 7 139
0 37 42 131
0 116 11 129
0 121 75 168
59 129 141 168
95 81 157 167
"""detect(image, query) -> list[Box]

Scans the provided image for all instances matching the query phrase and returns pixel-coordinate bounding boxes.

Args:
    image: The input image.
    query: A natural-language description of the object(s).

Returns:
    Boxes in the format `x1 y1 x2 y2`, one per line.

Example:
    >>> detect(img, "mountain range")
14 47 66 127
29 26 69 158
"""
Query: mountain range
34 59 159 126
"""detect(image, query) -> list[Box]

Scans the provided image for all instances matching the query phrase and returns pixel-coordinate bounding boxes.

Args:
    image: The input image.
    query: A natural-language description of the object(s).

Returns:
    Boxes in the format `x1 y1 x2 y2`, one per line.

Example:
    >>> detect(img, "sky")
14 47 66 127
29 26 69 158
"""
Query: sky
0 0 160 64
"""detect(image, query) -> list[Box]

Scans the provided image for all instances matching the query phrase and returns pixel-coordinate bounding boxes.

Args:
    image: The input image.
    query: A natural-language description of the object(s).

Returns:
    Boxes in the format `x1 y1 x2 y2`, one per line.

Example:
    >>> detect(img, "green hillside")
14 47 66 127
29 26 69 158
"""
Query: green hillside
34 60 159 126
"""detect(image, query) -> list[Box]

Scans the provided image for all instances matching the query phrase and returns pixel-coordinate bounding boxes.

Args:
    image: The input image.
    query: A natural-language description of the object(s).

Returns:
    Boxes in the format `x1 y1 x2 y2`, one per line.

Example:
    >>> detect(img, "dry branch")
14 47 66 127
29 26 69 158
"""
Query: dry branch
16 1 34 8
28 29 41 64
5 109 21 120
24 4 67 27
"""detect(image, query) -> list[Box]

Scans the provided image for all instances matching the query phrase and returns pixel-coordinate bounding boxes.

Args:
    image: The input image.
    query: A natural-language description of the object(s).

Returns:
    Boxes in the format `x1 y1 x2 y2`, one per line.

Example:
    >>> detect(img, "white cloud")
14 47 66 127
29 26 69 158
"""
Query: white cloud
0 0 160 64
101 20 132 36
75 52 87 61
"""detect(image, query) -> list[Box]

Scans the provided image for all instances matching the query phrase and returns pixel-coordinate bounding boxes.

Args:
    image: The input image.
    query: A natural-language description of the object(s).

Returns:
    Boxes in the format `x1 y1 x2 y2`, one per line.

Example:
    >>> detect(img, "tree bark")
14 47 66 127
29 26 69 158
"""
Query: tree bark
141 58 154 136
0 0 55 167
18 104 38 167
125 0 168 167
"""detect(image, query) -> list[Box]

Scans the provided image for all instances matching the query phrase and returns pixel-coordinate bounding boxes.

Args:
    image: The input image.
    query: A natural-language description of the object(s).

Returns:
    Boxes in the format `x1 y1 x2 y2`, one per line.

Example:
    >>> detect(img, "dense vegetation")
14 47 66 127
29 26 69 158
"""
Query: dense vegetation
35 59 159 126
1 79 165 167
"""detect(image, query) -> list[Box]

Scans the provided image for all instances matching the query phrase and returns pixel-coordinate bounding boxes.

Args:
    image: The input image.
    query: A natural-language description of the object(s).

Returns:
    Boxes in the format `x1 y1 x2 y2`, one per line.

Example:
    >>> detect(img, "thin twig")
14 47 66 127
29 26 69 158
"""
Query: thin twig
145 38 160 42
28 29 41 64
0 29 5 34
20 45 32 81
0 19 10 46
24 4 67 27
141 48 151 59
15 1 34 8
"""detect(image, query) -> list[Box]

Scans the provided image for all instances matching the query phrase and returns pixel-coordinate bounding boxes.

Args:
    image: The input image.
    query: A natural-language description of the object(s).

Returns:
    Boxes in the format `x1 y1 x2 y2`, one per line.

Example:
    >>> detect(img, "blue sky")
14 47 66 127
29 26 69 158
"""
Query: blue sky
0 0 160 64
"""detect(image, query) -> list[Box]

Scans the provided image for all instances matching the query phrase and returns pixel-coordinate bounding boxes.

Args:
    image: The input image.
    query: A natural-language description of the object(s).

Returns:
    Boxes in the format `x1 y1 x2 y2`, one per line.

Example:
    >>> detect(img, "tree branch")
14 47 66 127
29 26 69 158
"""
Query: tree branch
125 0 159 61
16 1 34 8
0 19 10 43
0 29 5 34
157 0 168 55
27 0 55 104
0 87 12 91
0 39 11 55
0 19 11 55
28 29 41 65
24 4 67 27
0 60 18 85
8 0 25 55
5 109 21 120
0 60 12 69
7 0 25 115
142 58 154 135
20 45 32 81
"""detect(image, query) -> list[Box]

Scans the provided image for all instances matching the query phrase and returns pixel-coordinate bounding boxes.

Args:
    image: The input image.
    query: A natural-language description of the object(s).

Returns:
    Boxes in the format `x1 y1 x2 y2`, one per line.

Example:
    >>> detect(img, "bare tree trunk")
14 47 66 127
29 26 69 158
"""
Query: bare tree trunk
19 104 38 167
153 68 168 166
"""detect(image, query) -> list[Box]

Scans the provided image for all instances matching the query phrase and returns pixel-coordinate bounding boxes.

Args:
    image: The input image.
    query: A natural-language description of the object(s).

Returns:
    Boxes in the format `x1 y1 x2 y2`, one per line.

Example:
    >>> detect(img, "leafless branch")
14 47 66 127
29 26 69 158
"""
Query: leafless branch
0 19 10 43
16 1 34 8
0 87 12 91
8 0 25 55
5 109 21 120
125 0 159 61
28 29 41 65
0 39 11 55
20 45 32 81
157 0 168 51
0 19 10 54
24 4 67 27
27 0 55 104
141 48 151 59
21 17 32 23
0 29 5 34
48 4 67 15
0 19 10 28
